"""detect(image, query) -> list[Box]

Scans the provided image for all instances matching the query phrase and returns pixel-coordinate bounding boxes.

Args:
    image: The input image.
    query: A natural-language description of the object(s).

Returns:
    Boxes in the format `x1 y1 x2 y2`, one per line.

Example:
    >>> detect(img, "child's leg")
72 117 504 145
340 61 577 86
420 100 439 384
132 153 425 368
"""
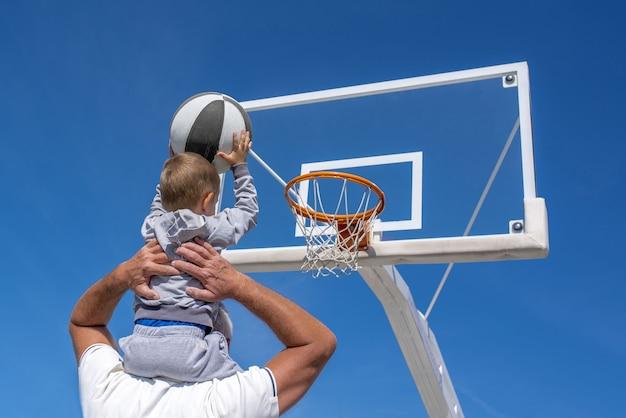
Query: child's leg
213 304 234 346
192 331 243 381
119 325 242 382
120 325 203 381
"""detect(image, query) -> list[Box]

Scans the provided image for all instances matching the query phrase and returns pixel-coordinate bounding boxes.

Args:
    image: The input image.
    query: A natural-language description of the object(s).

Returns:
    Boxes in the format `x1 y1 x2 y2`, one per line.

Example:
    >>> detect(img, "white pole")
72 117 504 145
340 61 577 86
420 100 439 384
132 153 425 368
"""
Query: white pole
425 118 520 319
249 149 300 201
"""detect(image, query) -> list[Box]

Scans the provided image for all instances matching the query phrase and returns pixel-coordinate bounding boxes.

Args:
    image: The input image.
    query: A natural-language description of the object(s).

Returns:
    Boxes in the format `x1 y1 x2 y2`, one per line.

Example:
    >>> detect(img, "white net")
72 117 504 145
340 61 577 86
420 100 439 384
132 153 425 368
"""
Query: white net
287 174 383 277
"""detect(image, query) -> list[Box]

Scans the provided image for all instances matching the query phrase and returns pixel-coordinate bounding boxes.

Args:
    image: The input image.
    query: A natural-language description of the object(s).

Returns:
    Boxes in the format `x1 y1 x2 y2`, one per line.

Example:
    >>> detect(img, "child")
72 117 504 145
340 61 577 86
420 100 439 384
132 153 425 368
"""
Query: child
120 131 257 382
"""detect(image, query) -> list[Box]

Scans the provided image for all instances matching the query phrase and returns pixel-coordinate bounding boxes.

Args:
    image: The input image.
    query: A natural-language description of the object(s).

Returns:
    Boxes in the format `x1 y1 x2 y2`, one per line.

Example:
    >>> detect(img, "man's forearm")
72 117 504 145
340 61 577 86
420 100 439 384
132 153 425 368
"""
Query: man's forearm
234 274 334 354
70 264 128 327
233 274 336 414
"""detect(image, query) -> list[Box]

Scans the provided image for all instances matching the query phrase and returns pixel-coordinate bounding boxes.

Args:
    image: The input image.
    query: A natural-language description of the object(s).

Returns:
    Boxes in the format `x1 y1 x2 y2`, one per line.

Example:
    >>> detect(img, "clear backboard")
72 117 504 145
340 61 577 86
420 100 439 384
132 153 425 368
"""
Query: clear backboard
216 62 548 418
220 62 548 272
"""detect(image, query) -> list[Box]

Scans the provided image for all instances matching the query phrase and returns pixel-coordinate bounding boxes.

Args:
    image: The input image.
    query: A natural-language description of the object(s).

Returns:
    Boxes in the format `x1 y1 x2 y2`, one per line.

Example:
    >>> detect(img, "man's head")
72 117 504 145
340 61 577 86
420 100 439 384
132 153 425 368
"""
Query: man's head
160 152 220 215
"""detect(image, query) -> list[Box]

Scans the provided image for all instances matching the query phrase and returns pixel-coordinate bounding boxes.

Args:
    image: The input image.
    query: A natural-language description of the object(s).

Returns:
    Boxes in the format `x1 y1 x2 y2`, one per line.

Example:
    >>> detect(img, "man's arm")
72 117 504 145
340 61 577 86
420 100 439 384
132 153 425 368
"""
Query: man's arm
237 270 336 415
69 241 179 362
175 240 336 415
69 266 127 362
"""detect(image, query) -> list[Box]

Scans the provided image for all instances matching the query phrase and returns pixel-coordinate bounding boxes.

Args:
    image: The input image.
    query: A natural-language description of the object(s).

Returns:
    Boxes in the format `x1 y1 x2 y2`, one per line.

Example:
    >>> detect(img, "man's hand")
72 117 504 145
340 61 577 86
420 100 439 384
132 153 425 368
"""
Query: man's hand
217 130 252 166
122 240 180 300
172 238 248 302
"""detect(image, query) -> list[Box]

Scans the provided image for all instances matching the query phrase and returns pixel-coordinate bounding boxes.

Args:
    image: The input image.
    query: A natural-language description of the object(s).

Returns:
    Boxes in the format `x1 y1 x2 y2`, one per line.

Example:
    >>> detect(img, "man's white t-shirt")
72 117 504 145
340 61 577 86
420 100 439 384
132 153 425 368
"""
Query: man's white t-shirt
78 344 279 418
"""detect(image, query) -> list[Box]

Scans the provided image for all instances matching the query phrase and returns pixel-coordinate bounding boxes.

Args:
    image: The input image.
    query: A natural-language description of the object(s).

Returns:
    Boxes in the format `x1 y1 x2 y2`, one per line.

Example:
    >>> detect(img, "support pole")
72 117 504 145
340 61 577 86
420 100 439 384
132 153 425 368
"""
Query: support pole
359 266 464 418
249 149 288 188
249 149 301 202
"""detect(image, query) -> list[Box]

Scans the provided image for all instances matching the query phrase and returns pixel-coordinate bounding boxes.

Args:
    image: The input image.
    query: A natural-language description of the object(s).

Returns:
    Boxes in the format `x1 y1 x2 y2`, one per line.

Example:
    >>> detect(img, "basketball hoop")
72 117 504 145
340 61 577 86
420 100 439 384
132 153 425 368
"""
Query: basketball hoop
285 171 385 277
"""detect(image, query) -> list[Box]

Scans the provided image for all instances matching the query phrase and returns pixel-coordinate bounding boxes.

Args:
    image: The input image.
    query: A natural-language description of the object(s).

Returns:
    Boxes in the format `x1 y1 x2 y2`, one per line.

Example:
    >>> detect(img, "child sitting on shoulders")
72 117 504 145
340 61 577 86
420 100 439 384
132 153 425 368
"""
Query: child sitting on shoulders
120 131 257 382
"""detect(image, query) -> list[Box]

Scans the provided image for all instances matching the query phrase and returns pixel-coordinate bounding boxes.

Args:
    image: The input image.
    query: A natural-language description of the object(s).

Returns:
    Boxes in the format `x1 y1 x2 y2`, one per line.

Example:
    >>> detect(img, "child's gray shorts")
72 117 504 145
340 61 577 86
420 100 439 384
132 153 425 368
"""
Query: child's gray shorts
119 325 243 382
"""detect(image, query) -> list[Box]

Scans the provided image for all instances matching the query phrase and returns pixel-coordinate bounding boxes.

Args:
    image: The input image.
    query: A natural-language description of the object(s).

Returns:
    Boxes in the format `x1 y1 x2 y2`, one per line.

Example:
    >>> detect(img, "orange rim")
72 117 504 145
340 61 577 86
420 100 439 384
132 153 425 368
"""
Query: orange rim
284 171 385 223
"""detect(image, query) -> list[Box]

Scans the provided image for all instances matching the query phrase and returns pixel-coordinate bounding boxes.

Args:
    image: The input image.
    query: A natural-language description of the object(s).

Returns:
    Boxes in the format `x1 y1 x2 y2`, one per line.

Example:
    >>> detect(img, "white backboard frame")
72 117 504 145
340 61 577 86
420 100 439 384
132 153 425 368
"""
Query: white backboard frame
222 62 548 271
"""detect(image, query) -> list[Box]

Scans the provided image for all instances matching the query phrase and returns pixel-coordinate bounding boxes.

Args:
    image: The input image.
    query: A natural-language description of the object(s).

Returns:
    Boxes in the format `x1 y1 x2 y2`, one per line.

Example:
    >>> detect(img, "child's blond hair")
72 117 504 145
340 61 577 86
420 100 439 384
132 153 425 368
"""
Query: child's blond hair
160 152 220 211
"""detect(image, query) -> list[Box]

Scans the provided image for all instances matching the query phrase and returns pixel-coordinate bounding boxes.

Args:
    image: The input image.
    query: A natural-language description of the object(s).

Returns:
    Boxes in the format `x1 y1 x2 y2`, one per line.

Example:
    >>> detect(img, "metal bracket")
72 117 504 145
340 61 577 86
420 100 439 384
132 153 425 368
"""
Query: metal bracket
502 73 518 88
509 219 524 233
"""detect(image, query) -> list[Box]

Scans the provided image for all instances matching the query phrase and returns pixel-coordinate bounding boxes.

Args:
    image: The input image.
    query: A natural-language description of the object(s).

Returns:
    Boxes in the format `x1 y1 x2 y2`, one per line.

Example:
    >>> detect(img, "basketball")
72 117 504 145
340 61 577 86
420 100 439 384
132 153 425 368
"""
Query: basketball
169 92 252 174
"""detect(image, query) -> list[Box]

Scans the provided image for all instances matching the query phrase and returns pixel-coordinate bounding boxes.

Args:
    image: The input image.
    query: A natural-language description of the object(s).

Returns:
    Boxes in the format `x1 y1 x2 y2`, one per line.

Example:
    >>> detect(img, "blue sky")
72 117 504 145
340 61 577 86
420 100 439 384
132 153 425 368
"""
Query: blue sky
1 1 625 417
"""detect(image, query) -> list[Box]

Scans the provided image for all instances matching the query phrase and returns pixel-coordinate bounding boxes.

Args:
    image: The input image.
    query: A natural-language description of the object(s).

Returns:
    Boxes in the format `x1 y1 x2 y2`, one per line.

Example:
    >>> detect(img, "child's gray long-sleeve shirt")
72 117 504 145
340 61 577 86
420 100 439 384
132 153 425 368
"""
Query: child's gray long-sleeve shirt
134 163 258 327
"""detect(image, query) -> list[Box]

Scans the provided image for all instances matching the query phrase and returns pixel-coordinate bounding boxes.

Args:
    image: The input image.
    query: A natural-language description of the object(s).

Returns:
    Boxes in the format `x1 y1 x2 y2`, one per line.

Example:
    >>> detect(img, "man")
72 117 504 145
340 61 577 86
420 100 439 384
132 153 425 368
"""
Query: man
70 239 336 417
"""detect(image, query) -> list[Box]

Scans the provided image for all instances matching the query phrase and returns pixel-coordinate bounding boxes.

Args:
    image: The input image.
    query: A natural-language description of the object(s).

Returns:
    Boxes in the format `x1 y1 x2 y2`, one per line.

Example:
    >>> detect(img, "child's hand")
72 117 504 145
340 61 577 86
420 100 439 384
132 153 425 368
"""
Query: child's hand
217 130 252 166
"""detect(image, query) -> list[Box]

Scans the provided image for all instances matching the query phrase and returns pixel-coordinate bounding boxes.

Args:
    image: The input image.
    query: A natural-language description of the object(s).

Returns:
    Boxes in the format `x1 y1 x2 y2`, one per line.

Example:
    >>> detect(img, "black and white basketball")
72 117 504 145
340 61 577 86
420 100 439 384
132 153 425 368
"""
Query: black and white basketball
169 92 252 174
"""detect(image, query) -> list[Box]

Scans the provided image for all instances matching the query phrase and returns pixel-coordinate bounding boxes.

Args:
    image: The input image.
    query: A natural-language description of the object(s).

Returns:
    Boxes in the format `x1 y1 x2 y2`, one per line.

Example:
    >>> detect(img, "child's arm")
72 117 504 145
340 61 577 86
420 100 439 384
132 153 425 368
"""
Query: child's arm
141 185 167 240
206 131 258 249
